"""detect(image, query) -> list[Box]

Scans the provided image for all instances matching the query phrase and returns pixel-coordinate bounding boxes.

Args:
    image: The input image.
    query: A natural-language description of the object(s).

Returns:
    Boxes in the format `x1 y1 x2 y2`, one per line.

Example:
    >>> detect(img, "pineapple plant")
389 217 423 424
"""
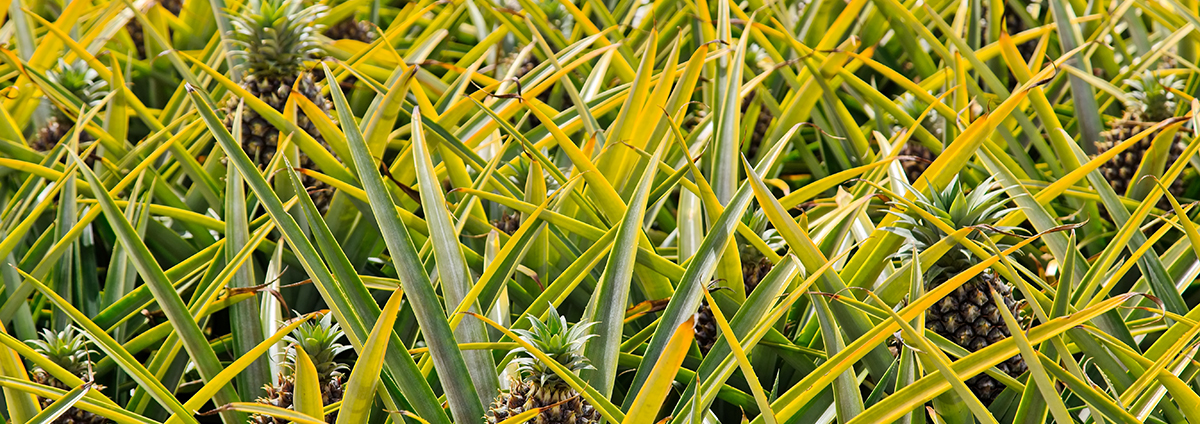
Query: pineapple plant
487 306 600 424
33 59 108 154
225 0 339 213
1097 71 1188 199
884 175 1027 404
251 314 352 424
27 327 105 424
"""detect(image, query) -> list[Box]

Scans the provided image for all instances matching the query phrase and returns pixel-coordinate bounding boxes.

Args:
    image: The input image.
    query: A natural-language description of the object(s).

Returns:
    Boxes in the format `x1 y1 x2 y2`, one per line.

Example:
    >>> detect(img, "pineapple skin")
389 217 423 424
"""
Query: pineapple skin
1097 118 1187 199
222 72 337 213
324 18 374 43
30 371 108 424
487 378 600 424
33 116 94 153
925 270 1027 404
694 257 774 354
898 142 936 184
495 210 522 235
250 373 346 424
126 0 184 59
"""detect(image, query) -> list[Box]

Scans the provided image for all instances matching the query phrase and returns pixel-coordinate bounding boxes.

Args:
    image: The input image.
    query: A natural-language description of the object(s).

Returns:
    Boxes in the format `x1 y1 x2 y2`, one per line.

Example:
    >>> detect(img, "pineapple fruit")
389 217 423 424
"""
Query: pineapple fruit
885 176 1027 404
1097 71 1187 199
225 0 339 213
893 92 941 184
33 60 109 154
324 16 374 42
252 314 351 424
321 9 375 90
693 209 781 354
27 327 106 424
487 306 600 424
494 210 522 236
741 90 774 160
126 0 183 59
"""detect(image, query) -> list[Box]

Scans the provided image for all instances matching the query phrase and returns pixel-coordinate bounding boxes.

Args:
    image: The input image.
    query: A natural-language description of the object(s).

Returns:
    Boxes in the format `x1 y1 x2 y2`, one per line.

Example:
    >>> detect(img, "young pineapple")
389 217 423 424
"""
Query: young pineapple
693 209 782 353
1097 71 1187 199
494 210 522 236
33 60 108 153
252 314 352 424
884 176 1026 404
126 0 184 59
324 16 374 42
225 0 338 213
741 90 774 160
487 306 600 424
27 326 105 424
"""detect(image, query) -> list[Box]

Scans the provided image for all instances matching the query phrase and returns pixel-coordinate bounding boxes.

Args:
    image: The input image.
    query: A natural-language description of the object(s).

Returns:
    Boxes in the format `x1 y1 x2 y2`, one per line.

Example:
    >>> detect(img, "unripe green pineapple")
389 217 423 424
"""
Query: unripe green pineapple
884 176 1026 405
252 314 352 424
1097 71 1188 198
34 60 108 154
694 209 781 354
27 326 106 424
487 306 600 424
225 0 338 213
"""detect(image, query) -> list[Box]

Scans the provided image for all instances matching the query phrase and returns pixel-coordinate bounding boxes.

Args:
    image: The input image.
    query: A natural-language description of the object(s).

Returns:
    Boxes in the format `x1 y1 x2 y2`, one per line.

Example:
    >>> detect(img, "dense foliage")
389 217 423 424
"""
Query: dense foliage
1 0 1199 423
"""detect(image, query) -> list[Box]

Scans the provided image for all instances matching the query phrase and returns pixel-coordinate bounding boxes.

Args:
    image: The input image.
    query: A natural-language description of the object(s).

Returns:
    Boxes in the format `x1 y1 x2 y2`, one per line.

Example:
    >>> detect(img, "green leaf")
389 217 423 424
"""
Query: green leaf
583 140 664 397
335 288 404 424
293 344 325 421
186 83 450 424
327 63 484 422
65 150 243 423
27 382 92 424
410 106 498 405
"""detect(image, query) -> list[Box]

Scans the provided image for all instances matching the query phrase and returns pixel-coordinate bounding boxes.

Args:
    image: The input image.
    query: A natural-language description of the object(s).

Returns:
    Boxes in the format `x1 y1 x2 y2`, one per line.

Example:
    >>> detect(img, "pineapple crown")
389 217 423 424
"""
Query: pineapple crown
883 175 1018 279
738 208 784 260
1125 71 1183 122
897 92 940 126
228 0 325 79
27 326 96 378
47 59 108 109
285 313 352 381
511 305 597 389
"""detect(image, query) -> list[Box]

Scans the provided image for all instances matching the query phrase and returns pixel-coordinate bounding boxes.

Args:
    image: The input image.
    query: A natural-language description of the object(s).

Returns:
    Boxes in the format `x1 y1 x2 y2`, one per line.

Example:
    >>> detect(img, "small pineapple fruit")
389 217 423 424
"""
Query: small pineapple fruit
494 210 522 236
34 60 109 153
741 90 774 160
324 16 374 42
126 0 184 59
27 326 106 424
1098 71 1187 198
694 209 782 353
225 0 339 213
487 306 600 424
252 314 352 424
893 93 941 184
680 107 708 135
884 175 1027 404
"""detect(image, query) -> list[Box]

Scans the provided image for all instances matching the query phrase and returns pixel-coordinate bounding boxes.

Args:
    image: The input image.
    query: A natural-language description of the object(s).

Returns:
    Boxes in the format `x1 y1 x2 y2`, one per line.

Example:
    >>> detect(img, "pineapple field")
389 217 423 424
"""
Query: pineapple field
5 0 1200 422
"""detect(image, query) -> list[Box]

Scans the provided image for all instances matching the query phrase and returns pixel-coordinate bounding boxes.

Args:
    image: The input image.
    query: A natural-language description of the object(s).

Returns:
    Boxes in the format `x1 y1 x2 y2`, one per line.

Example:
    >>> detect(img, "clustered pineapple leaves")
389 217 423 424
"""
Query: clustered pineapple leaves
3 0 1200 423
